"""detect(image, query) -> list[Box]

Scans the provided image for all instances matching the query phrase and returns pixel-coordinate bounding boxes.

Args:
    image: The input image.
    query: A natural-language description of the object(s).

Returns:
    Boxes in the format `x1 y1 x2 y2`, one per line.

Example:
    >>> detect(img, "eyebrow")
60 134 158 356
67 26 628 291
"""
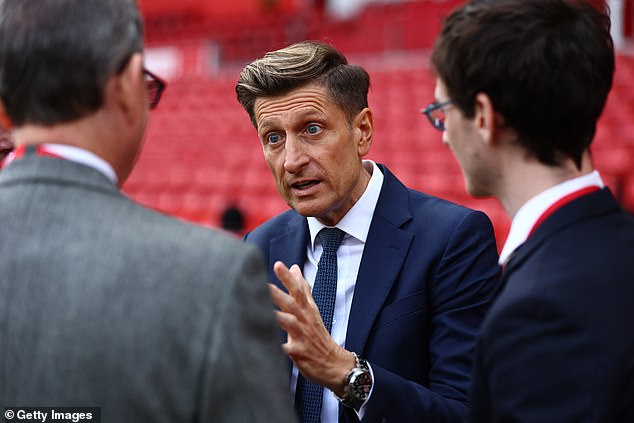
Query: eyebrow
258 108 328 130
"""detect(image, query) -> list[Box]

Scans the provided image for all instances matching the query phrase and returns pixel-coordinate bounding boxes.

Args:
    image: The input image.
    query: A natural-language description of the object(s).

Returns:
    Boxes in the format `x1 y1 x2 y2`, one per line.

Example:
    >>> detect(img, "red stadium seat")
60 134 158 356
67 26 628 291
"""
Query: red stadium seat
122 2 634 234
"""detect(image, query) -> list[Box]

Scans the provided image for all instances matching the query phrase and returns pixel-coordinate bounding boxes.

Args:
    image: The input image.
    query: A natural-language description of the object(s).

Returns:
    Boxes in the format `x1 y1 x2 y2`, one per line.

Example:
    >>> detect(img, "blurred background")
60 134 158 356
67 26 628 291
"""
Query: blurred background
127 0 634 248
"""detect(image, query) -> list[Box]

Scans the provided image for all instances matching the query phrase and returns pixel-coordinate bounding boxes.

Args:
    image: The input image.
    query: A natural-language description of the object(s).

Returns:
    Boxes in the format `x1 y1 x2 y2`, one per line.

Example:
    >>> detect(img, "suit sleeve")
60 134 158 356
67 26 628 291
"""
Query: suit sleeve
470 294 601 423
360 210 502 423
197 245 296 423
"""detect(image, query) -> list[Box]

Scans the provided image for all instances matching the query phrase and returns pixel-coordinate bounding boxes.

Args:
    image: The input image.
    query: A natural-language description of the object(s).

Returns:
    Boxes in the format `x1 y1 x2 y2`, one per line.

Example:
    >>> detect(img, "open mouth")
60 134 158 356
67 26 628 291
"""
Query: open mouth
292 180 320 190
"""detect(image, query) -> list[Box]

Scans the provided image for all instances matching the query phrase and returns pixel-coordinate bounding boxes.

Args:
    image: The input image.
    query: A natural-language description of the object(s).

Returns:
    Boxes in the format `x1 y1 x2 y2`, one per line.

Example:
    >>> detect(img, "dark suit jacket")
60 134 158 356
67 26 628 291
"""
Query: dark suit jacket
470 189 634 422
245 164 502 422
0 154 296 423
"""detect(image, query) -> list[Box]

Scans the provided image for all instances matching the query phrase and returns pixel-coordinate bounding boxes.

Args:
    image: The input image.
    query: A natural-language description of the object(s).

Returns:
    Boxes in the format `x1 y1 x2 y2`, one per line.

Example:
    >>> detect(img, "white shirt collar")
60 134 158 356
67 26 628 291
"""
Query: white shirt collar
307 160 384 248
43 144 118 185
499 170 604 265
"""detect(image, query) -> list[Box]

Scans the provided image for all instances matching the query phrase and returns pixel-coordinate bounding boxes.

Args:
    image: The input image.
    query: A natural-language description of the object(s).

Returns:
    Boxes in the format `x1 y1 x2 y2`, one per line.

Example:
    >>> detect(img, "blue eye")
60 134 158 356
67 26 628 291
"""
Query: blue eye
306 124 320 135
267 133 281 144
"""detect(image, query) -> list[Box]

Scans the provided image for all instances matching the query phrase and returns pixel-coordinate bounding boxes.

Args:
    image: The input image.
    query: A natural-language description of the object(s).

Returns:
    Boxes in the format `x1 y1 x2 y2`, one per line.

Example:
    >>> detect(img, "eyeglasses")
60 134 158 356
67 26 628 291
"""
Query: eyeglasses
144 68 167 110
421 100 453 131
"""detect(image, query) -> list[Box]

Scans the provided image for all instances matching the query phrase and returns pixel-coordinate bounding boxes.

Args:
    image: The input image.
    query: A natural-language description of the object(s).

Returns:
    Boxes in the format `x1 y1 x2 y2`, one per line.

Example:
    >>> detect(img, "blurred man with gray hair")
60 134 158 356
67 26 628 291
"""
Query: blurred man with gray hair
0 1 295 421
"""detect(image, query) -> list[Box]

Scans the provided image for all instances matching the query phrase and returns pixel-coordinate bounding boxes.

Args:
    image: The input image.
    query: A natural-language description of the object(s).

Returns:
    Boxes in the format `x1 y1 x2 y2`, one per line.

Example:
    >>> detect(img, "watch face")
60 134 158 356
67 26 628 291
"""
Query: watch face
350 370 372 400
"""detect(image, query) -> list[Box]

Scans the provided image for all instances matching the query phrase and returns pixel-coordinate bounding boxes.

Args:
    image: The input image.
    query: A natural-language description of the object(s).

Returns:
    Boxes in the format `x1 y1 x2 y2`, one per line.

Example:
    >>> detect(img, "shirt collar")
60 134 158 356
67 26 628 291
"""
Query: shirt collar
499 170 604 265
307 160 384 249
42 144 118 185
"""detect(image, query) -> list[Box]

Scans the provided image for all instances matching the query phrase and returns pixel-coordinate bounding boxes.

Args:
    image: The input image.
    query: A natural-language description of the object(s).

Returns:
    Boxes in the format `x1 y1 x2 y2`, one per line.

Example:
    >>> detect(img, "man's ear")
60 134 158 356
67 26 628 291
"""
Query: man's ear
355 107 373 157
0 100 13 130
104 53 145 126
474 92 498 145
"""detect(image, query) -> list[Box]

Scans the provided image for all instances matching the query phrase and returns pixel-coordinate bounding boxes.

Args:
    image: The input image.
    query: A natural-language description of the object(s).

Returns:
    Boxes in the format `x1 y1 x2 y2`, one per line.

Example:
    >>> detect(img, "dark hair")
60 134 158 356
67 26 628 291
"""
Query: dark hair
221 205 245 233
432 0 614 168
0 0 143 126
236 41 370 127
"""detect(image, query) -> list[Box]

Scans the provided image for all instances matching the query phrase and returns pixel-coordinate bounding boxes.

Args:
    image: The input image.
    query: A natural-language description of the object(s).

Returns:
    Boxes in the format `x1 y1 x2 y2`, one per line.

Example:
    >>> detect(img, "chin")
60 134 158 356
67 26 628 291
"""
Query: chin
462 174 481 196
291 203 321 218
466 181 493 198
290 200 332 221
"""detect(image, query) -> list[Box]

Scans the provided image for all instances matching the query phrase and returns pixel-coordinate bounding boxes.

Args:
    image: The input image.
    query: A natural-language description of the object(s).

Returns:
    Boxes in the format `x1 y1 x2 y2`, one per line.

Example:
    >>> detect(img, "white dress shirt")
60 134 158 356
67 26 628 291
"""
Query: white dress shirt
42 144 118 185
290 160 383 423
499 170 604 265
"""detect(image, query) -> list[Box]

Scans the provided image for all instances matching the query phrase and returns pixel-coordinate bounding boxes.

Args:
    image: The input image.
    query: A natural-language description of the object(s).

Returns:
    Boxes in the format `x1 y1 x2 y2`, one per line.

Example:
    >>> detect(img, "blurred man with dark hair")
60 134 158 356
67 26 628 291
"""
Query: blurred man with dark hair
237 40 501 423
428 0 634 421
0 1 295 421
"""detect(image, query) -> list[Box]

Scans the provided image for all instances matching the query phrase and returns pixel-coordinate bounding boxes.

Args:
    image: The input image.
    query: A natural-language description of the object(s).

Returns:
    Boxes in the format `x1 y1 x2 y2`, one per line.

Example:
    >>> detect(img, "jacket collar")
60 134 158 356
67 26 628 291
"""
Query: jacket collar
0 153 120 197
504 188 620 274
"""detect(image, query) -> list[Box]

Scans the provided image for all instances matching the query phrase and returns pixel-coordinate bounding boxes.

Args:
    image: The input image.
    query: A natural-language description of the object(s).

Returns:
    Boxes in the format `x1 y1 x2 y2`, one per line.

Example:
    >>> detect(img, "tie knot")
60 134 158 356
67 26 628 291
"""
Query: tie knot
318 227 345 254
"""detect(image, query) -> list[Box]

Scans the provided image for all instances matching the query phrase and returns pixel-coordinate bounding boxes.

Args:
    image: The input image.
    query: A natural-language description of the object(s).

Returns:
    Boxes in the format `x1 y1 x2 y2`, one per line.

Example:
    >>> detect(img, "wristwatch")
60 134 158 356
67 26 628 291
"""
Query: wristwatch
334 352 373 409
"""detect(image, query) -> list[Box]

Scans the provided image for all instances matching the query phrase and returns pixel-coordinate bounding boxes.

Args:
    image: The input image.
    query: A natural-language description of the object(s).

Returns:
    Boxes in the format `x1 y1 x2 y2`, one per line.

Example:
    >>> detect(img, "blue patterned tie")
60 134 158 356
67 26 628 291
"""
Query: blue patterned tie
296 227 345 423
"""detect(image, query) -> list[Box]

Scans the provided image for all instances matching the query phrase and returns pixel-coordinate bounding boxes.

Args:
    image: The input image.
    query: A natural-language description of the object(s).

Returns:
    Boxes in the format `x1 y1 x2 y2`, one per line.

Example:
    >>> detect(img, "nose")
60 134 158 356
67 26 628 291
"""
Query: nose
283 135 309 173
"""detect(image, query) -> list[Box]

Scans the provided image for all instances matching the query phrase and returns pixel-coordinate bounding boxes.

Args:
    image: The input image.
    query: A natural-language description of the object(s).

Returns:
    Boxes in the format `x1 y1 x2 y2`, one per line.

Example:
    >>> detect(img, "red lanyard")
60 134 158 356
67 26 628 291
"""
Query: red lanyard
1 144 63 168
527 185 601 238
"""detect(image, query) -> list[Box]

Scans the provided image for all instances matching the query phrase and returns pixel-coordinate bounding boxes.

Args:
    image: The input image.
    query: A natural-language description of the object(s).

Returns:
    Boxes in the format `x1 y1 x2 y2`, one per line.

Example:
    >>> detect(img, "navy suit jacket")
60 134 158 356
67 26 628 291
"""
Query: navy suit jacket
245 164 501 422
470 189 634 422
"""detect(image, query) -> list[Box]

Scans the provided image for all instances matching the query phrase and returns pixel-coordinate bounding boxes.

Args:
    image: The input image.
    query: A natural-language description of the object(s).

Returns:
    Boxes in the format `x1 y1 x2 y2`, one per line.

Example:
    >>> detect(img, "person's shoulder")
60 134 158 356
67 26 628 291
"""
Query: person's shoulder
501 211 634 315
518 207 634 284
405 187 493 231
245 208 304 241
380 163 484 221
118 199 258 264
409 188 471 212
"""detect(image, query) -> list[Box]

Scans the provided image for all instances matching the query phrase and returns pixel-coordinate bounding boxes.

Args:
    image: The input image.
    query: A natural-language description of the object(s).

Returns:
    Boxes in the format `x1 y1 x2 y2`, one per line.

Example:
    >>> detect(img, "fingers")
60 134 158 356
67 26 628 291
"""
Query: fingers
269 262 325 340
275 309 300 337
272 296 321 359
269 283 302 315
268 262 349 388
278 261 312 291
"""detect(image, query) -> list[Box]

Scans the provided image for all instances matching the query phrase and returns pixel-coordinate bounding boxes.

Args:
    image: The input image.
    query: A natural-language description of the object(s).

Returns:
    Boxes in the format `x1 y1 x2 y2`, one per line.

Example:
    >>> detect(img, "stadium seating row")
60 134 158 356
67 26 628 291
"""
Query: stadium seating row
123 53 634 249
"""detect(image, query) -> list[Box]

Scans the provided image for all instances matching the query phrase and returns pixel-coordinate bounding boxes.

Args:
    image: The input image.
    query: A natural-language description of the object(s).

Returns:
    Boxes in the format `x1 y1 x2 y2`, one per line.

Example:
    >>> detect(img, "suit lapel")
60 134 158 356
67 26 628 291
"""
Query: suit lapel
345 165 414 354
267 213 308 371
268 213 310 288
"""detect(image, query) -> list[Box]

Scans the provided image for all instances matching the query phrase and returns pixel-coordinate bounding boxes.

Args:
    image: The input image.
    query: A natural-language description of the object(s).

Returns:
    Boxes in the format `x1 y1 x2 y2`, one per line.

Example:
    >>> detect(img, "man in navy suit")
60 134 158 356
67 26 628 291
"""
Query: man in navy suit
429 0 634 421
236 41 501 422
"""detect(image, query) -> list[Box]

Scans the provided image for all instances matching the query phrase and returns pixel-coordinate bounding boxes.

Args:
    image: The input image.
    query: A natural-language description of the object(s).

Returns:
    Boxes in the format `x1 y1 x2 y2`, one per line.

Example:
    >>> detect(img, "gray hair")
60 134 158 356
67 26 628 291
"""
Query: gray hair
0 0 143 126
